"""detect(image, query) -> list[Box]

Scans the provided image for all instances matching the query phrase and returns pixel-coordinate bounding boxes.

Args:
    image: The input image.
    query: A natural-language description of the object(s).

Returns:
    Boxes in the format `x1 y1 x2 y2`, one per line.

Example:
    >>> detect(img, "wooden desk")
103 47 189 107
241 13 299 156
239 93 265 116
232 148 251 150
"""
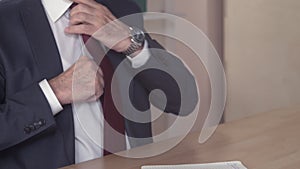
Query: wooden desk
61 107 300 169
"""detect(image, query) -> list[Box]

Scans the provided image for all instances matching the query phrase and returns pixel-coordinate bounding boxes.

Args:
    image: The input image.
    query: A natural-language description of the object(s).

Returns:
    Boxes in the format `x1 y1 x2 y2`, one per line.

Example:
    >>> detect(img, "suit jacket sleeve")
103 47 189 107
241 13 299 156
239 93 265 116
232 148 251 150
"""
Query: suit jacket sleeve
111 0 198 116
131 35 199 116
0 63 56 152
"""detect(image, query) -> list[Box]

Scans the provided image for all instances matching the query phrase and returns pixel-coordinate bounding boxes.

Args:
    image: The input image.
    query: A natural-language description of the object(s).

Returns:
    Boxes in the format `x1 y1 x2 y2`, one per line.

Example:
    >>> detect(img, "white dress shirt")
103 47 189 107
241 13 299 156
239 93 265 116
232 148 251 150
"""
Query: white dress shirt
39 0 150 163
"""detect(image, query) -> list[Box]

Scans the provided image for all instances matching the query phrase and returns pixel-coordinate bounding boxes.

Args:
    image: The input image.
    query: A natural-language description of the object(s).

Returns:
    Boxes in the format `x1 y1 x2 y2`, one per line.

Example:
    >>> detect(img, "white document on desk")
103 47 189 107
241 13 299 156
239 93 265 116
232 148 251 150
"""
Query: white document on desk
142 161 247 169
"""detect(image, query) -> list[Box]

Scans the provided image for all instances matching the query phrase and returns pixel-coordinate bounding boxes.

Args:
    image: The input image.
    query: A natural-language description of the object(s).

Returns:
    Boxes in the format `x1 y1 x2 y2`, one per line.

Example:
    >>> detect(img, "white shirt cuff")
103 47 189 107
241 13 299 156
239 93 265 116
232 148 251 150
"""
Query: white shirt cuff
39 79 63 116
126 40 151 68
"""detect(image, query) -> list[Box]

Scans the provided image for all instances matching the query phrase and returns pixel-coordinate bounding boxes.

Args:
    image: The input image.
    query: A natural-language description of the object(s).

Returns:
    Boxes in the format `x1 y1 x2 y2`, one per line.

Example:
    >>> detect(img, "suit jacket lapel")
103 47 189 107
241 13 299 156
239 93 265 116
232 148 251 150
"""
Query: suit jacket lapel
20 0 63 80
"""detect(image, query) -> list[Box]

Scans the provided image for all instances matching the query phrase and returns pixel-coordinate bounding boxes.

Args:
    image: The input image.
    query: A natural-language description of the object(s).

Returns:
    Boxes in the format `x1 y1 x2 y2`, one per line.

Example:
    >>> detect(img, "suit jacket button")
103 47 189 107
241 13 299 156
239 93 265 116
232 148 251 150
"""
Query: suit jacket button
29 124 36 131
24 127 31 134
40 119 46 126
33 122 41 129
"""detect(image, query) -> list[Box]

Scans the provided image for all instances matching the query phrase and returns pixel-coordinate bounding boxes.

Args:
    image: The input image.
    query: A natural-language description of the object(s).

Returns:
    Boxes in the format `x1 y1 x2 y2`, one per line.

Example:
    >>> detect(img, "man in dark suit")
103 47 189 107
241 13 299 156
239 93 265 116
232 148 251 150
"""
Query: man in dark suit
0 0 198 168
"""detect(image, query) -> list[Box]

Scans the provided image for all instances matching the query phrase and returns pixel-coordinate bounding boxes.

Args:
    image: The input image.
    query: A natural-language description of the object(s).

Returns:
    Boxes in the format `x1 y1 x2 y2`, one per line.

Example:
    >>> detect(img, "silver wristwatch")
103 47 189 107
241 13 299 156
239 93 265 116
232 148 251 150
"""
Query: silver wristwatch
123 26 145 57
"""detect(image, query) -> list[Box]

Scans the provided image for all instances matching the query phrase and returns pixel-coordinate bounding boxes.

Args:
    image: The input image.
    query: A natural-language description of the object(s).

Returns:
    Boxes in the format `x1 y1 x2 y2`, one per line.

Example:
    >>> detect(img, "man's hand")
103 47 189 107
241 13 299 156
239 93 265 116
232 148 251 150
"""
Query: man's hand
65 0 132 53
49 56 104 105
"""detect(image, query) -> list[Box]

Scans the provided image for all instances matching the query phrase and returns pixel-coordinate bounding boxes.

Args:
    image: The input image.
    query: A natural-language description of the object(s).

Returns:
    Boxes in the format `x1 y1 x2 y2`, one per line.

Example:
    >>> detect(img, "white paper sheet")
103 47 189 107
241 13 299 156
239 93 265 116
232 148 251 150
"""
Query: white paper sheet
142 161 247 169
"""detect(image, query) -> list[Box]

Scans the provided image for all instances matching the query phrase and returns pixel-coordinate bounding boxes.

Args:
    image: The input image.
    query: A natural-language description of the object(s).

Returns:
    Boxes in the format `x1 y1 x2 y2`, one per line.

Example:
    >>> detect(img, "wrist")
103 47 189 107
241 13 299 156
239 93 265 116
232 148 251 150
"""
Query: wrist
121 26 145 57
117 38 132 52
117 38 144 58
49 78 68 105
127 45 143 58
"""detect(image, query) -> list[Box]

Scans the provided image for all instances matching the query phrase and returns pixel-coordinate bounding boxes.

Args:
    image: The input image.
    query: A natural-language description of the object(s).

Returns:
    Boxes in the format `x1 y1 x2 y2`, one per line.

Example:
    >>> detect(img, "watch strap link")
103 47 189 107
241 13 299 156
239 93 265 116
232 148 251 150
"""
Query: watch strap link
123 40 143 56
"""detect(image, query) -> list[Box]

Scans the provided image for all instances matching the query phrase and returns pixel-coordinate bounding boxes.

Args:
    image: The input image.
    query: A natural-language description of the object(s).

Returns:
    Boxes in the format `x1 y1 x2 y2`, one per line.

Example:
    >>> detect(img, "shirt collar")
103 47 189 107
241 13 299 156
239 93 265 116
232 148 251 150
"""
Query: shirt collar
42 0 73 22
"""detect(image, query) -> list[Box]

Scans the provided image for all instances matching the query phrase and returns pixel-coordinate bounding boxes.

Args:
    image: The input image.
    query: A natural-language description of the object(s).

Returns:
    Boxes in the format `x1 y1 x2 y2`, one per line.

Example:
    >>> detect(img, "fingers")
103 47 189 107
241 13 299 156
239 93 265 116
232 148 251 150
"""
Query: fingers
67 0 130 53
86 94 101 102
70 4 107 18
65 24 94 35
70 12 110 28
70 0 115 19
79 55 90 61
97 69 104 88
66 5 111 35
69 12 98 26
70 4 98 17
97 66 103 76
87 70 104 102
71 0 100 9
57 54 106 103
71 0 114 17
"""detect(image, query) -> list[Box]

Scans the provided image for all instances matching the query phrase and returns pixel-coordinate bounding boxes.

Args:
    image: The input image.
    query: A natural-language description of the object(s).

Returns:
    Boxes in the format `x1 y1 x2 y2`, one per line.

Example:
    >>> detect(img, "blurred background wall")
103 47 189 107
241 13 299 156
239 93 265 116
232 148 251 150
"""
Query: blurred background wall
224 0 300 121
142 0 300 130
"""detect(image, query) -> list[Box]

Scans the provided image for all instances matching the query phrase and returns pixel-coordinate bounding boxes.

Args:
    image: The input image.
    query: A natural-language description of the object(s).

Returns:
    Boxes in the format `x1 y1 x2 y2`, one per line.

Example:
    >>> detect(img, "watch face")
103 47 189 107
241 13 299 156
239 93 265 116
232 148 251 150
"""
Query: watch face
130 26 145 44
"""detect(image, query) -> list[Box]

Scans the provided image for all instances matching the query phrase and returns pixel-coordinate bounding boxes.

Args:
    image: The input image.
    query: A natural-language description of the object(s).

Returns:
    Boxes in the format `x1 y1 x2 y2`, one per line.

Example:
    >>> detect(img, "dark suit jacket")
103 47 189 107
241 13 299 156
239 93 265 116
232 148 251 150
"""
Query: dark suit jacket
0 0 198 168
